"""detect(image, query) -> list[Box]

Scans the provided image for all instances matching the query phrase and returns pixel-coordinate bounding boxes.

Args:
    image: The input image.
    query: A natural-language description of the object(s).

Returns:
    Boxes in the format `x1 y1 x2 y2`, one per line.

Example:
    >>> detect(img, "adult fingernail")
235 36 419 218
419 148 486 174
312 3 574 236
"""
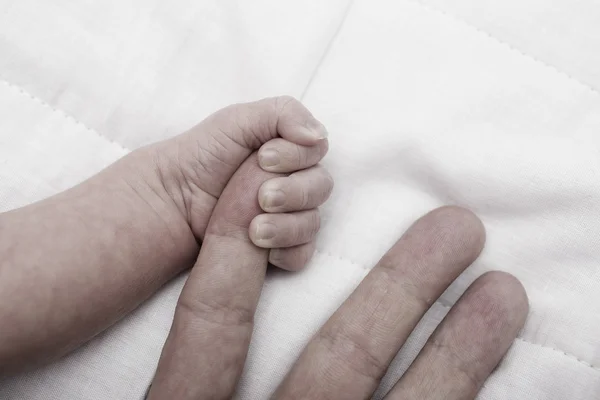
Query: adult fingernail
306 118 328 140
255 223 277 241
263 189 285 209
260 149 280 168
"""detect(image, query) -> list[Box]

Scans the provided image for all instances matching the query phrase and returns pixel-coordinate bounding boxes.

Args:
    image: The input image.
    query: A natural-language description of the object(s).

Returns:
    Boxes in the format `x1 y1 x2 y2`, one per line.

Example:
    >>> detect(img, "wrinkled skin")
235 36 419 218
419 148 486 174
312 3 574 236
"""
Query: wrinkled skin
0 97 528 399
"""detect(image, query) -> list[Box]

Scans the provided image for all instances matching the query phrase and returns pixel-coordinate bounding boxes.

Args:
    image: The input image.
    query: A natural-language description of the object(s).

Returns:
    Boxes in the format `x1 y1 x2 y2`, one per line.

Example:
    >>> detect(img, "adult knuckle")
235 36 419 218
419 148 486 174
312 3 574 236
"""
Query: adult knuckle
177 293 254 328
375 263 433 310
317 327 386 382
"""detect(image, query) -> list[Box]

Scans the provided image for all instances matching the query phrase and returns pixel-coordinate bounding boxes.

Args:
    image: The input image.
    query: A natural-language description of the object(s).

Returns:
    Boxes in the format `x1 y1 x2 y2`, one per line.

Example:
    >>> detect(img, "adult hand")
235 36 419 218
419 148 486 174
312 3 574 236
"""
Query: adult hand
147 153 528 399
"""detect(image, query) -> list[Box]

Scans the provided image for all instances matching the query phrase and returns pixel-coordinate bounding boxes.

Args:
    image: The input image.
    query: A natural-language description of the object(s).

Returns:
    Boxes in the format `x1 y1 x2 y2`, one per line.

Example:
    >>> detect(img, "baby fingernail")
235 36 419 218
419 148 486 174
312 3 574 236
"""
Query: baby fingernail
256 223 277 241
260 149 280 167
263 189 285 209
306 118 328 140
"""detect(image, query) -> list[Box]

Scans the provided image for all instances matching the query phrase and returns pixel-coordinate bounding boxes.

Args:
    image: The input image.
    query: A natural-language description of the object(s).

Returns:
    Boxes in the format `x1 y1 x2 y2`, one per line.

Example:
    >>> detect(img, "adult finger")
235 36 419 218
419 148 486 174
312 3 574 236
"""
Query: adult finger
269 241 317 272
259 165 334 213
249 210 320 249
273 206 486 400
386 271 528 400
258 138 329 173
147 153 281 400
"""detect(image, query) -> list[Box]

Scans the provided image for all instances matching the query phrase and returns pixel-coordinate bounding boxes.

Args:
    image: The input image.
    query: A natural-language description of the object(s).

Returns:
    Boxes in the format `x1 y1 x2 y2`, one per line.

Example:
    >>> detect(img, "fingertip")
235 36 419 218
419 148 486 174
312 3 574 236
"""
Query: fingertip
258 147 280 171
474 271 530 329
269 242 317 272
269 249 302 271
293 118 328 144
452 271 529 359
425 206 487 264
276 96 328 146
258 179 285 212
248 215 276 248
304 118 329 141
258 138 329 173
320 137 330 155
249 211 320 249
258 146 281 172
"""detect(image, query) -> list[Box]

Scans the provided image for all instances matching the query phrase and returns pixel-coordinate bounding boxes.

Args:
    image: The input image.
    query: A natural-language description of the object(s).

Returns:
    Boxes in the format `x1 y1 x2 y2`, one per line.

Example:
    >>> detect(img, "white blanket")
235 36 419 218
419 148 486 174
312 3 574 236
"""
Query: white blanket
1 0 600 398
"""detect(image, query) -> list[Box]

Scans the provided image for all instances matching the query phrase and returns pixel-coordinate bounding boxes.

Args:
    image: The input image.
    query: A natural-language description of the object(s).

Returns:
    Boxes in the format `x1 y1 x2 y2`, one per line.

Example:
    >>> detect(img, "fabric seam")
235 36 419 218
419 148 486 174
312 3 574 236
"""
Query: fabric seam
407 0 600 99
0 76 130 153
314 248 600 373
300 0 355 101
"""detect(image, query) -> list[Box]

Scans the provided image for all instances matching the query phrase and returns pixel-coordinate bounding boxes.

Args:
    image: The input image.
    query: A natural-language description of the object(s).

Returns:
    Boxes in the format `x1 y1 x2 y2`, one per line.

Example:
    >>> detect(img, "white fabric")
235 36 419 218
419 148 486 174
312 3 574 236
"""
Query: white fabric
1 0 600 398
